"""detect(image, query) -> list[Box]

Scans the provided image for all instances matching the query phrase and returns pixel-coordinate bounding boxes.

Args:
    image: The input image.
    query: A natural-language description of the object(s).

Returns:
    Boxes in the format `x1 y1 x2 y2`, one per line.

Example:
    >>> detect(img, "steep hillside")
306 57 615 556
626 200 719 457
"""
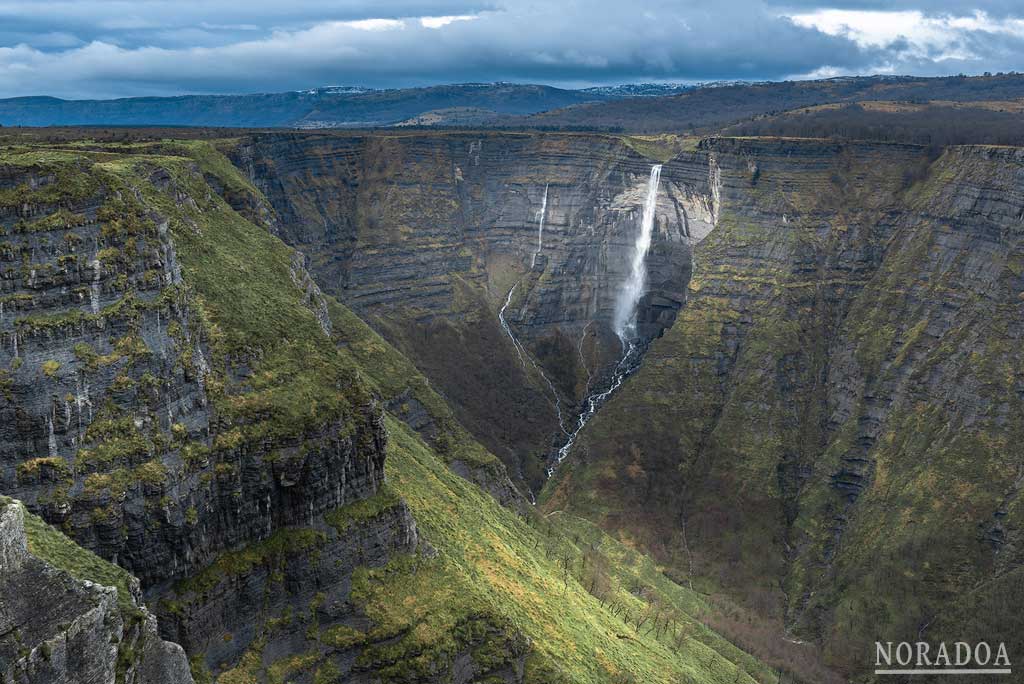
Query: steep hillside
0 138 774 683
545 137 1024 677
7 74 1024 134
521 73 1024 133
0 143 386 589
724 100 1024 147
0 84 612 128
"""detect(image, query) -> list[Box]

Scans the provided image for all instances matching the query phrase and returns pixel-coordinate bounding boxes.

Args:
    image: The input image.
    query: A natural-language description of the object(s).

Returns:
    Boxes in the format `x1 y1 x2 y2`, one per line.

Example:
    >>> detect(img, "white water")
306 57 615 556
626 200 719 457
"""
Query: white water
531 184 549 268
547 164 663 477
498 284 528 367
90 258 102 314
498 282 568 434
548 342 640 476
577 321 593 395
47 410 58 458
612 164 662 343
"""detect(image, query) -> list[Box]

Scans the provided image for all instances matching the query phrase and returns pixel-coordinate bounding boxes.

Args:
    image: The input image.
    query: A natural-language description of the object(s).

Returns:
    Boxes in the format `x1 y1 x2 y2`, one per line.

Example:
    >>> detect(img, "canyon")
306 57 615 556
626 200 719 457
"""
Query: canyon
1 128 1022 683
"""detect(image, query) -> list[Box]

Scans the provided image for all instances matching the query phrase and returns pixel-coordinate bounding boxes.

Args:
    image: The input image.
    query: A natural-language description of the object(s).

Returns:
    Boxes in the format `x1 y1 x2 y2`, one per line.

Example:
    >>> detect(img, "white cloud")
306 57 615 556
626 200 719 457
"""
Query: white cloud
341 18 405 31
420 15 477 29
789 9 1024 63
2 1 1023 98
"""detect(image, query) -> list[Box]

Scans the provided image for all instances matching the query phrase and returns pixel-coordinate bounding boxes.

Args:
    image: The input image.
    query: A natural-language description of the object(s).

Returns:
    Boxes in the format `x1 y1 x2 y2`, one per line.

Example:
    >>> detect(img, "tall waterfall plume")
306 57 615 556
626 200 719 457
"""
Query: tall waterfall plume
612 164 662 343
531 183 549 268
547 164 662 477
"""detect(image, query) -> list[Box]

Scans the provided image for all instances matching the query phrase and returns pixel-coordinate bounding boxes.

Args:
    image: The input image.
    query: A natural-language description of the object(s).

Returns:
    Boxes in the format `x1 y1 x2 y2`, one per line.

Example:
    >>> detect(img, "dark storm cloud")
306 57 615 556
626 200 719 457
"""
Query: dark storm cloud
0 0 1021 98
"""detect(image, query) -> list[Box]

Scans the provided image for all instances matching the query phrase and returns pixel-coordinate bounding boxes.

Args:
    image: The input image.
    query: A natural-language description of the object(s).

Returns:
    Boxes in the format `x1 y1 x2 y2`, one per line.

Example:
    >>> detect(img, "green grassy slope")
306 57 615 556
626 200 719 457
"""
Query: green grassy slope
2 496 135 608
377 416 775 683
1 140 775 683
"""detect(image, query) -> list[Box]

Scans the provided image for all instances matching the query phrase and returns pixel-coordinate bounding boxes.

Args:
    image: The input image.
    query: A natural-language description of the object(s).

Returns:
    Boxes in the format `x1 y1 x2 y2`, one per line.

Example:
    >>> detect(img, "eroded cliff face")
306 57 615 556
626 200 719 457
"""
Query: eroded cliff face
0 156 385 589
0 146 421 682
231 132 714 488
155 490 422 681
0 138 779 684
544 137 1024 676
0 498 193 684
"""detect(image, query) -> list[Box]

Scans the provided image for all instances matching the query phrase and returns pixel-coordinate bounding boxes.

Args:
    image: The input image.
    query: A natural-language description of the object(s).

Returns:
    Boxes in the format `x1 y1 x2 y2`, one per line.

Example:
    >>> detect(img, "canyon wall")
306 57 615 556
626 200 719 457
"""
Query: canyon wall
5 131 1020 682
0 156 386 588
231 132 715 488
546 137 1024 676
0 146 424 680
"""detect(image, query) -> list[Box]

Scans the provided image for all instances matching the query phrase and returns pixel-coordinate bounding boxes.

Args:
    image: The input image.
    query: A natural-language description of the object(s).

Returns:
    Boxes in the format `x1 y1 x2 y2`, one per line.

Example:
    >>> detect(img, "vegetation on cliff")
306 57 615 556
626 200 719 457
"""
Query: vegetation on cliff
543 136 1024 681
1 137 778 683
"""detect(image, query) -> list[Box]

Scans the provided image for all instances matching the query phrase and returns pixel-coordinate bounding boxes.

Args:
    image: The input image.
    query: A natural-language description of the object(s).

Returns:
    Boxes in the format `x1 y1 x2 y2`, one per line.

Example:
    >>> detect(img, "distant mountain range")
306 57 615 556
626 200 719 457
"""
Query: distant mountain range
0 82 689 128
1 74 1023 131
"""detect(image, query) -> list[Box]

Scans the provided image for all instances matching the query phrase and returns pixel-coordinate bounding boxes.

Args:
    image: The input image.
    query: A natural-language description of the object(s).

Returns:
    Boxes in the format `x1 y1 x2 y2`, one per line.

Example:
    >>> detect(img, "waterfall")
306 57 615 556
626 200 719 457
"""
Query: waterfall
498 283 568 433
90 258 101 314
546 164 663 477
531 184 549 268
498 284 527 367
612 164 662 343
47 410 58 458
577 321 593 394
548 342 640 476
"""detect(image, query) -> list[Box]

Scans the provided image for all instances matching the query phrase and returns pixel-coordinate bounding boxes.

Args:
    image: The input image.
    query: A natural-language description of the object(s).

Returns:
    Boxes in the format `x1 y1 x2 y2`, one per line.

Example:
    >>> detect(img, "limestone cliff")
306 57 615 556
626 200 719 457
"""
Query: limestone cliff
546 137 1024 677
230 132 713 489
0 498 193 684
0 149 387 589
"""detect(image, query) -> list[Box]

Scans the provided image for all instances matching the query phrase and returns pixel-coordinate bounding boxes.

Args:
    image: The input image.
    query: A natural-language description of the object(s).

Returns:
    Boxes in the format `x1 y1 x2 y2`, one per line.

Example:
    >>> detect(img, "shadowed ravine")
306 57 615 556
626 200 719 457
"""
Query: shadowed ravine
4 127 1023 684
546 163 665 476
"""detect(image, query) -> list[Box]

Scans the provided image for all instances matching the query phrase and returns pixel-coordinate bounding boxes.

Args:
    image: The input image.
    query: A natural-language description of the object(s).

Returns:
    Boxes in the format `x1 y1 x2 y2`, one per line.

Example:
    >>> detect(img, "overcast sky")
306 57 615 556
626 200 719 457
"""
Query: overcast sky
1 1 1023 98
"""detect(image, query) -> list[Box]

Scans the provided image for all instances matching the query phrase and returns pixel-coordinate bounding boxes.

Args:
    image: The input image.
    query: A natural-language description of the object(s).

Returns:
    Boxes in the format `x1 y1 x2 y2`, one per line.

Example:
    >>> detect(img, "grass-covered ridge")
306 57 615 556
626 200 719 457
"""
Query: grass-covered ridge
95 142 374 446
373 416 774 684
1 138 774 682
7 499 136 609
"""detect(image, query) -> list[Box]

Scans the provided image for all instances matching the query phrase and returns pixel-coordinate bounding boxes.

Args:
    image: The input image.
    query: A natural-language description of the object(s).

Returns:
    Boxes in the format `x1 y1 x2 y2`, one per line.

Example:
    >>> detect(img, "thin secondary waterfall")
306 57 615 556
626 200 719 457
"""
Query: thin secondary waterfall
47 408 58 458
613 164 662 343
498 283 568 434
547 164 663 477
531 183 549 268
90 258 102 314
498 284 528 367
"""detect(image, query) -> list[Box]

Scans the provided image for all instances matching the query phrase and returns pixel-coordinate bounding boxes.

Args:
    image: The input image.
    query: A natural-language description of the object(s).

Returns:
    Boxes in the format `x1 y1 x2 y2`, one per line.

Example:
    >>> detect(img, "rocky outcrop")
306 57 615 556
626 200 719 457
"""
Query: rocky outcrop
0 499 193 684
156 494 420 679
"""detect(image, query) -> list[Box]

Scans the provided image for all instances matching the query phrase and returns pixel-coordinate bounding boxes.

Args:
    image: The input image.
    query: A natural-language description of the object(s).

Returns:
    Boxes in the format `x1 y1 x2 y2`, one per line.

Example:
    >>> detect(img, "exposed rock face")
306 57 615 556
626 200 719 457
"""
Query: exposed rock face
230 132 713 488
549 137 1024 676
0 144 542 684
156 496 420 679
0 161 387 589
234 132 710 341
0 499 193 684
